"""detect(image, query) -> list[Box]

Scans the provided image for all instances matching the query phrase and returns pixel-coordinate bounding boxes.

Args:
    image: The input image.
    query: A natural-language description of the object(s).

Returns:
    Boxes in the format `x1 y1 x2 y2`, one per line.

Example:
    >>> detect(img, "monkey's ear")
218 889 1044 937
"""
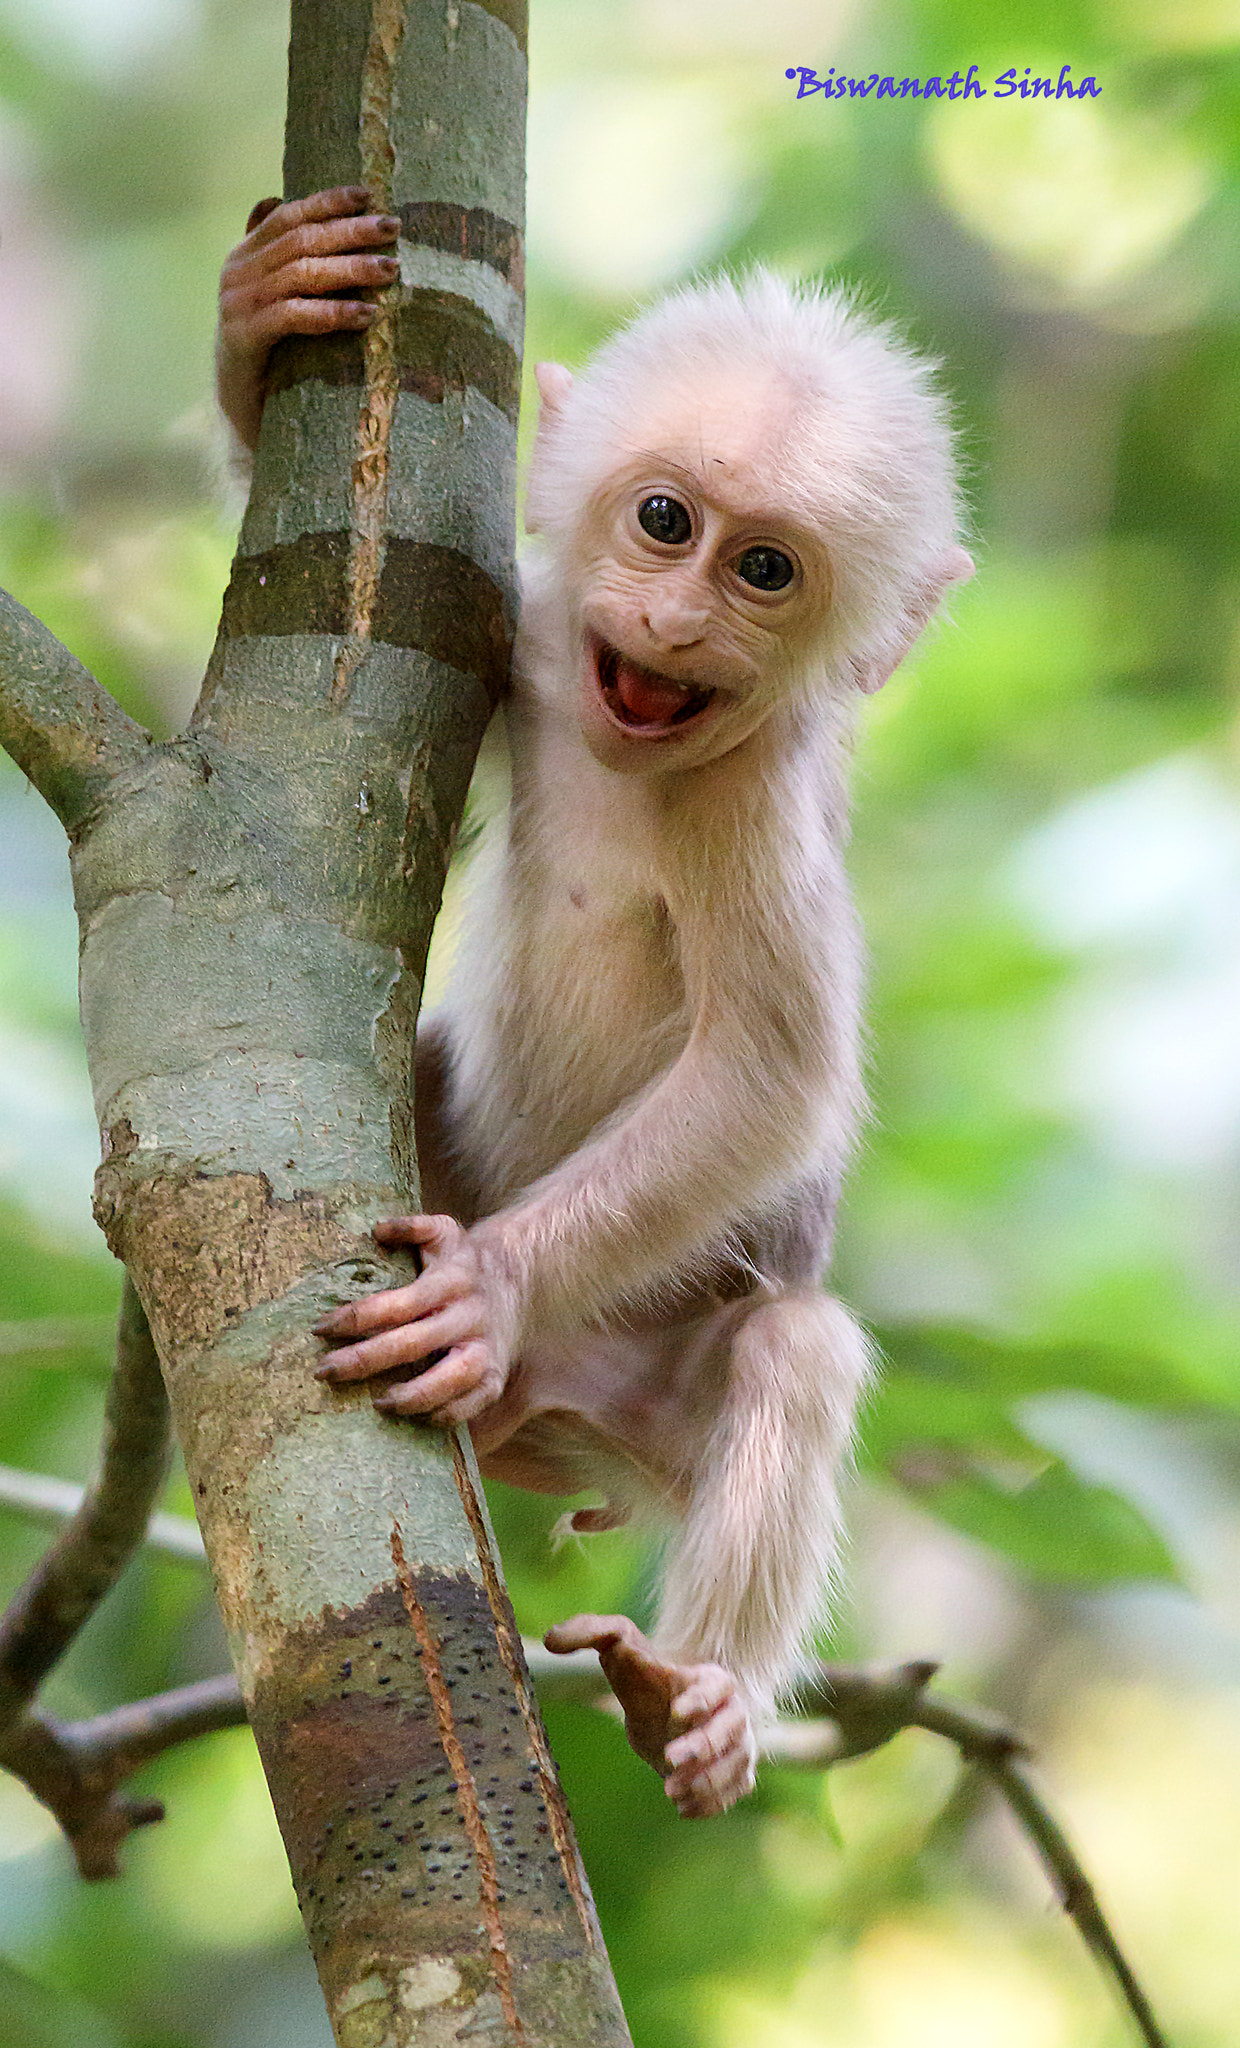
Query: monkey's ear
525 362 575 535
534 360 573 415
855 546 974 693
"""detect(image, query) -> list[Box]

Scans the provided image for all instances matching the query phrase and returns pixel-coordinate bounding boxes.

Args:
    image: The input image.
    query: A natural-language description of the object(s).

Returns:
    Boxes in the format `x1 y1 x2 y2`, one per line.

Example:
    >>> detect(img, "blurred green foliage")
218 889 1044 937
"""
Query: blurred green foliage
1 0 1239 2043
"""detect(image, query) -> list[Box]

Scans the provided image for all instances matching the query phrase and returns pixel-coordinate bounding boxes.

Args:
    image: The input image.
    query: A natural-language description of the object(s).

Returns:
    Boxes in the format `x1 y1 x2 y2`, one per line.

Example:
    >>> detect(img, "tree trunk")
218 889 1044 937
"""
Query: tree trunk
0 1 633 2041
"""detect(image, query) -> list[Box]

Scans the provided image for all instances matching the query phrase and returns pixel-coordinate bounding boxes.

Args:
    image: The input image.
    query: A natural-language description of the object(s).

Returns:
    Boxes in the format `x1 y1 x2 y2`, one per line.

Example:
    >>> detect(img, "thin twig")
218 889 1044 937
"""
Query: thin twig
0 1678 248 1881
0 1277 171 1729
988 1752 1170 2048
800 1663 1172 2048
0 1466 205 1562
61 1674 247 1772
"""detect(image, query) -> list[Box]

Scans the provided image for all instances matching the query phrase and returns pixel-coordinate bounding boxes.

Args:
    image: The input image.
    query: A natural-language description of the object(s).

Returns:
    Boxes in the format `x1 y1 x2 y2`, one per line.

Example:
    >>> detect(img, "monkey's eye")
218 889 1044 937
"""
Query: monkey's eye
637 495 693 546
734 545 796 593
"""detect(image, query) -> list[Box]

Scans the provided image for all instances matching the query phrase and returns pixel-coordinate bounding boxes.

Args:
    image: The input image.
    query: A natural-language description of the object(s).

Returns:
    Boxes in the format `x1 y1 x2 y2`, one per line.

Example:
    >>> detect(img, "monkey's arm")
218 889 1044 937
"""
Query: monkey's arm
216 187 400 451
317 829 863 1415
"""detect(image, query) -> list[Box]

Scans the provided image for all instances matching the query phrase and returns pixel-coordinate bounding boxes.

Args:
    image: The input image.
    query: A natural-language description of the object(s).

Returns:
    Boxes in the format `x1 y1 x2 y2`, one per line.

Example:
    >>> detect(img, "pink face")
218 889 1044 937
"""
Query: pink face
569 449 835 775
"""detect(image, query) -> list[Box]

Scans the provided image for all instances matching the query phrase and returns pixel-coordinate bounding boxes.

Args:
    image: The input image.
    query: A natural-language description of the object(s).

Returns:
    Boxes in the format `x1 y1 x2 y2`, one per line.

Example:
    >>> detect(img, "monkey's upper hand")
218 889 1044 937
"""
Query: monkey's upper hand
313 1215 517 1427
216 185 401 452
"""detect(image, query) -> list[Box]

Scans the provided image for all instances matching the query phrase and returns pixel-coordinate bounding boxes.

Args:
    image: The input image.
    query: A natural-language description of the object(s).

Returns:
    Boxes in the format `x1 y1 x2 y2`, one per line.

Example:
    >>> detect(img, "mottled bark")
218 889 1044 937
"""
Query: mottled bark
0 2 632 2041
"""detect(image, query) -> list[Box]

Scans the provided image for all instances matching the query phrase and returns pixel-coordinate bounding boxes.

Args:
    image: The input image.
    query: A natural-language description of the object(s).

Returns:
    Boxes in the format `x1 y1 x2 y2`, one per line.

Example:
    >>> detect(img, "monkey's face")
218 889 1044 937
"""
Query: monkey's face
567 456 835 776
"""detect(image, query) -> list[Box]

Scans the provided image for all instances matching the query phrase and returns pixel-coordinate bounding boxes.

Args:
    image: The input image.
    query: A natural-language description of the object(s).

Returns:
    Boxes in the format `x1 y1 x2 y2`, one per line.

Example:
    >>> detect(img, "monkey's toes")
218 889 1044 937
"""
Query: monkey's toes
547 1617 757 1816
663 1668 757 1817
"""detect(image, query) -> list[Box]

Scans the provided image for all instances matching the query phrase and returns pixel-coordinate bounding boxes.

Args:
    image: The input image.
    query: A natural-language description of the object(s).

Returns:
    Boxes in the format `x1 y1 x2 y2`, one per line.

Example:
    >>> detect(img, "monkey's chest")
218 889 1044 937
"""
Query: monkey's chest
486 879 690 1188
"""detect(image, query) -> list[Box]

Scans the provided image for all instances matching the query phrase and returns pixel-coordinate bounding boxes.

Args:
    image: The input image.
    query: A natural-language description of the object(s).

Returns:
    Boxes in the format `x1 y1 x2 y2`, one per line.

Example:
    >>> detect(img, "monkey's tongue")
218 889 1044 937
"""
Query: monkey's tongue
613 658 695 726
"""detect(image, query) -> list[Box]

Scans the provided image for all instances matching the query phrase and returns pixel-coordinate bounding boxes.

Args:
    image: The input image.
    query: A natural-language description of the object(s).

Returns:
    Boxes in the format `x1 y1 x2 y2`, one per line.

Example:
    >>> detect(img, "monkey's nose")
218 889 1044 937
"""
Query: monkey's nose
641 609 709 649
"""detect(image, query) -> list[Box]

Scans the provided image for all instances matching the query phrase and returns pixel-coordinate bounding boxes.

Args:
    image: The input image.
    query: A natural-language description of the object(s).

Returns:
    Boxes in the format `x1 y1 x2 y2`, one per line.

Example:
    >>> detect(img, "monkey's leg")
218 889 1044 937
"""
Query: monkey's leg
656 1289 870 1811
658 1289 870 1697
547 1292 869 1815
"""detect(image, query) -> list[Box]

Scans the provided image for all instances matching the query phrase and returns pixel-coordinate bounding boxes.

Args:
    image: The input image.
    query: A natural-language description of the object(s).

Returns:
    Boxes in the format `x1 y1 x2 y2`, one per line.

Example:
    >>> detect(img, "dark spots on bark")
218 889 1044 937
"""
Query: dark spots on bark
248 1569 591 2009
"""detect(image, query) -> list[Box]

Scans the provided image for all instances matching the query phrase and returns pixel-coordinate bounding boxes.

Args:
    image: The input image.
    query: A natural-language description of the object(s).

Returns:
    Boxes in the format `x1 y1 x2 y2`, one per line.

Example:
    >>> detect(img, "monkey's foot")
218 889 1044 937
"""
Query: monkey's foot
544 1613 757 1818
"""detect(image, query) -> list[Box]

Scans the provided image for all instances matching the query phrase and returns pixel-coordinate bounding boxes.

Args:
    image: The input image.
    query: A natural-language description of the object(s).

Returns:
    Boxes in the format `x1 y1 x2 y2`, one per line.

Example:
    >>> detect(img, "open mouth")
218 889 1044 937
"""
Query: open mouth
590 635 716 737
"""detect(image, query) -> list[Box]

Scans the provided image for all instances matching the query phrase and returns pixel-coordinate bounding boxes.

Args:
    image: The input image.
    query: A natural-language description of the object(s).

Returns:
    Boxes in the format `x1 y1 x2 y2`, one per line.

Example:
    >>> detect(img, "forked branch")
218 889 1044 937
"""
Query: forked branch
0 588 151 832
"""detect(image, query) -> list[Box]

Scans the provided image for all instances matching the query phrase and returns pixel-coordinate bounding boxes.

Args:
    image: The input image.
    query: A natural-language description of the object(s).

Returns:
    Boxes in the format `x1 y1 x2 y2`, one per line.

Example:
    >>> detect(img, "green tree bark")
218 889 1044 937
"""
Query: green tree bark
0 2 633 2041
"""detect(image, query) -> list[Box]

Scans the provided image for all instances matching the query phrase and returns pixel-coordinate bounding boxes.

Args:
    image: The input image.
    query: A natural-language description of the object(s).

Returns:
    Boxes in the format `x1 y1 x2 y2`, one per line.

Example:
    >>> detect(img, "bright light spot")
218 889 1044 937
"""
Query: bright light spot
138 1728 303 1948
0 1025 100 1242
0 1773 60 1860
852 1920 1074 2048
630 0 859 61
1102 0 1240 49
528 80 745 294
2 0 201 78
1011 756 1240 952
928 82 1213 307
1009 758 1240 1168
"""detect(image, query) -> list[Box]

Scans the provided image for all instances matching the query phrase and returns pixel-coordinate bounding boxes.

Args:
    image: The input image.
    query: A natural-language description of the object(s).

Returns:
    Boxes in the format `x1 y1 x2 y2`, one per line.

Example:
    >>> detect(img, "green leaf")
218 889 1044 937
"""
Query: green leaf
876 1320 1234 1413
925 1463 1179 1585
864 1363 1181 1583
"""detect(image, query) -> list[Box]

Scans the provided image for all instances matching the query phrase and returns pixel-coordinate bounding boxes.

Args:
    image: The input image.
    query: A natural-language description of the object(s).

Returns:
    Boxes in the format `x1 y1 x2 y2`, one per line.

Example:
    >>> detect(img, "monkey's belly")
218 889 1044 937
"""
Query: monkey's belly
470 1299 759 1515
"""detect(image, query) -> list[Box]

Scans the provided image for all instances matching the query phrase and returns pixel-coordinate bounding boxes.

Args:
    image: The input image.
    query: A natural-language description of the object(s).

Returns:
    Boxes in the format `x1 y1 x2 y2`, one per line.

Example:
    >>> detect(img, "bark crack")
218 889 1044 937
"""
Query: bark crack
451 1435 600 1952
390 1523 524 2043
331 0 410 706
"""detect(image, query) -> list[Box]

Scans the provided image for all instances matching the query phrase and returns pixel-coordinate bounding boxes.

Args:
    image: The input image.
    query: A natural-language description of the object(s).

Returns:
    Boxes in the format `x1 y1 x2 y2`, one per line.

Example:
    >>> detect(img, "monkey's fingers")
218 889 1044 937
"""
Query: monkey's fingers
544 1613 645 1658
236 296 376 357
251 251 400 305
666 1737 756 1819
314 1261 467 1341
372 1214 466 1257
547 1615 692 1777
372 1342 499 1422
246 216 402 287
315 1299 481 1383
245 196 282 236
663 1677 756 1816
244 185 375 250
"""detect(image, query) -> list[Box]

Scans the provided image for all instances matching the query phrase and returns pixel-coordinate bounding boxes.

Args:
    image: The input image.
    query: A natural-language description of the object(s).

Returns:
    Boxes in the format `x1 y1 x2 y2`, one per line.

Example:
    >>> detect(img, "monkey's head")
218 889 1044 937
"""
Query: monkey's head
525 272 972 776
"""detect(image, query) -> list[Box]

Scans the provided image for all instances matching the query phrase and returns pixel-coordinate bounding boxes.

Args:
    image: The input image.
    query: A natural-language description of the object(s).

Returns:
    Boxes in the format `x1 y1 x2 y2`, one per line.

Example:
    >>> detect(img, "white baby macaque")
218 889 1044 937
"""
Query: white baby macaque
217 191 971 1817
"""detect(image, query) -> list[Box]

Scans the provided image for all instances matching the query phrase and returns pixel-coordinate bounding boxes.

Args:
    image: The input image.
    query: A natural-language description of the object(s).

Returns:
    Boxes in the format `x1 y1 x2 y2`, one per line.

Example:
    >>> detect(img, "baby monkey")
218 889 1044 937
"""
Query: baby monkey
217 189 970 1817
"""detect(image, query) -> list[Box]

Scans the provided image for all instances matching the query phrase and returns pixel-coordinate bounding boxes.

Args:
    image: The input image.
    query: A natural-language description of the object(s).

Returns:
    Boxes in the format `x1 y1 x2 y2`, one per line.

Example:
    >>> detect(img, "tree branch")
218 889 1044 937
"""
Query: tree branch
0 1466 205 1562
798 1662 1171 2048
0 1676 256 1881
0 1277 171 1730
0 587 151 832
0 1417 1172 2039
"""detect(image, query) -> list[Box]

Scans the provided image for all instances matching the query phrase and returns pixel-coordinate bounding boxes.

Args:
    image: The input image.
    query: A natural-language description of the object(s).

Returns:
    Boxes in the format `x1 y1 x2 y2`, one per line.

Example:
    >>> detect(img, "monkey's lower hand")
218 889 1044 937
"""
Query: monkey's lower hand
313 1215 517 1427
545 1615 758 1818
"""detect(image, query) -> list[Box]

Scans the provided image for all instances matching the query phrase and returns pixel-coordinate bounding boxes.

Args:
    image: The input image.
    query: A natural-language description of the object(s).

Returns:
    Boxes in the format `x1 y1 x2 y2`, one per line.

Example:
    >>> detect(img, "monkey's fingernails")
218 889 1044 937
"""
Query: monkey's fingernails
315 1348 359 1377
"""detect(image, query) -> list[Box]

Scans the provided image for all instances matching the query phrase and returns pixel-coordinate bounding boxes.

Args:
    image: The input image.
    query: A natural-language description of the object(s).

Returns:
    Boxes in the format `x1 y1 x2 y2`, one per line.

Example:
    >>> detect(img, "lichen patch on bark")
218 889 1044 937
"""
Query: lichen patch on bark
92 1166 354 1350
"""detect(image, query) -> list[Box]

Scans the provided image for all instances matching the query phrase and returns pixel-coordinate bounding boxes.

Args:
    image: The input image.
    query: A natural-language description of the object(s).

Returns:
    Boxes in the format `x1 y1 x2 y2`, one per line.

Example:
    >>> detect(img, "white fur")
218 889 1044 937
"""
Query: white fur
419 271 966 1730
